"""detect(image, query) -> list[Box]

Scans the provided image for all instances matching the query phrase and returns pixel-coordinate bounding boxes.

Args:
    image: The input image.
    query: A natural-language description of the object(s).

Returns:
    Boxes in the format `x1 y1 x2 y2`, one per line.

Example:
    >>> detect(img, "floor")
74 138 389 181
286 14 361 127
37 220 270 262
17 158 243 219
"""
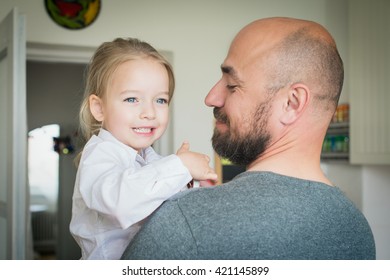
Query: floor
33 249 56 260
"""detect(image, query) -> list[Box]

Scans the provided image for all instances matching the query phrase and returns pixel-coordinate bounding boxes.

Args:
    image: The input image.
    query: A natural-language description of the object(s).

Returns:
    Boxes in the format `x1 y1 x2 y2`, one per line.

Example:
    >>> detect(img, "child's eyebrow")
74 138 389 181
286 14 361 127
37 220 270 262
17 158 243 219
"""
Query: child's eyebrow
119 90 170 95
119 89 140 95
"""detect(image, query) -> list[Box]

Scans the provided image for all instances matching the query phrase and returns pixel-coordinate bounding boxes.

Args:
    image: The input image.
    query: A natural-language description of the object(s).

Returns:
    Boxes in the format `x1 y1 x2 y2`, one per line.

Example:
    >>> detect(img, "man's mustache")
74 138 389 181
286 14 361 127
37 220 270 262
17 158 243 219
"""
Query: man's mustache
213 108 229 125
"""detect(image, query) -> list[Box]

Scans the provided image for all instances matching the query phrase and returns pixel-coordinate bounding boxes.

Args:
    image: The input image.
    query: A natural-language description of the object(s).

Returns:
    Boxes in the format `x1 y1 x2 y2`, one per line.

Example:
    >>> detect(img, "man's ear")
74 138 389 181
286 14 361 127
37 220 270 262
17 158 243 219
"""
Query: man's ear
280 84 309 125
89 94 105 122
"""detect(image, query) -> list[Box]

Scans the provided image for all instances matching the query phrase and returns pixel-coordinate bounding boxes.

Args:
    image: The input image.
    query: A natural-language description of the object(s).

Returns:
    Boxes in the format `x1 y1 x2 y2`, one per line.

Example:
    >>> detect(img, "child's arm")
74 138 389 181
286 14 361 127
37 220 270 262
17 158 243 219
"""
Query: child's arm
78 141 192 229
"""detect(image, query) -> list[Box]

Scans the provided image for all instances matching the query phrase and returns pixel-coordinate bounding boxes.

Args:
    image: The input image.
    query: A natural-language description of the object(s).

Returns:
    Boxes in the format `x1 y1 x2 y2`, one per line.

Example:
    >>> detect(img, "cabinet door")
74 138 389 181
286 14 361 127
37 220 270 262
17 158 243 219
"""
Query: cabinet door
349 0 390 164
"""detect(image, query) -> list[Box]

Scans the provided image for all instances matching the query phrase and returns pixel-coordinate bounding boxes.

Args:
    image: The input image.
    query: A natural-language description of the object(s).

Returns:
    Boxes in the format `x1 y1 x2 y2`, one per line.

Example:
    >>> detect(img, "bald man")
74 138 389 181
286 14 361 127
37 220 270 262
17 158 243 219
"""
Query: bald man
121 17 375 260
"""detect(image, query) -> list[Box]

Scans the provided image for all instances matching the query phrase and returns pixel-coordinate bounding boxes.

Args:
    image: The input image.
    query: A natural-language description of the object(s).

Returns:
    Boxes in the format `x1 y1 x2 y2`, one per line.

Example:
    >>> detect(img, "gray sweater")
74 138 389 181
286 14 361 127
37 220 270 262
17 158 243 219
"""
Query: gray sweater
121 171 376 259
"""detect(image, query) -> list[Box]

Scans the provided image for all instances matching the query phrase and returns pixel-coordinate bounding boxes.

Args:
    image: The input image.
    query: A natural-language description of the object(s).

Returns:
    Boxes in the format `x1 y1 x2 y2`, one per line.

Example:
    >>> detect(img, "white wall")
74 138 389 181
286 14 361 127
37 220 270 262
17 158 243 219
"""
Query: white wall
363 166 390 259
1 0 389 259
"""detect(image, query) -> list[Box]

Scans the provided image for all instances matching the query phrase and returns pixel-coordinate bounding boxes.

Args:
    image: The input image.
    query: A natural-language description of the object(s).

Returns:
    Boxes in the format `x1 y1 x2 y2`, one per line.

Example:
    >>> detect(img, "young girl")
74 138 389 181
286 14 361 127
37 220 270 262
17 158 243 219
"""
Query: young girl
69 38 217 260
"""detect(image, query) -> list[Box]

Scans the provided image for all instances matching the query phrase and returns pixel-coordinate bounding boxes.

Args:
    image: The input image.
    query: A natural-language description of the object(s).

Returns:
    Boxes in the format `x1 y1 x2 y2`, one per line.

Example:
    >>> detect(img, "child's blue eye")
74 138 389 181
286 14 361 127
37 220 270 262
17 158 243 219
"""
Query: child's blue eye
124 97 137 103
156 98 168 104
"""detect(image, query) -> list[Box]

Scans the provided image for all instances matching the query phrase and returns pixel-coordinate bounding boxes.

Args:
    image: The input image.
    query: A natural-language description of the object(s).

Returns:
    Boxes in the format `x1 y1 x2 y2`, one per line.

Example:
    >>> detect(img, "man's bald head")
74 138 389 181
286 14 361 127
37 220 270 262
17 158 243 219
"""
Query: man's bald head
228 17 344 112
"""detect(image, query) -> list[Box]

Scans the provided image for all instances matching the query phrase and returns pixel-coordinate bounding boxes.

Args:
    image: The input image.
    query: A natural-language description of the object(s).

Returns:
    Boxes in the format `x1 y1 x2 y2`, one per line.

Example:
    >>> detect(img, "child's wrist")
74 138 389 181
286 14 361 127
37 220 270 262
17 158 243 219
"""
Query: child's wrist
186 180 200 188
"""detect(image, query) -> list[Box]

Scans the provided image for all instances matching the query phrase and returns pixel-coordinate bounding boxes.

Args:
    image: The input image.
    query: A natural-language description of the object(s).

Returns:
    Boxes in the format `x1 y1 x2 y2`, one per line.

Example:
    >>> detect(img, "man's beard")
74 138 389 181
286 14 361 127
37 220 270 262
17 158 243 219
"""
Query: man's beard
212 101 271 166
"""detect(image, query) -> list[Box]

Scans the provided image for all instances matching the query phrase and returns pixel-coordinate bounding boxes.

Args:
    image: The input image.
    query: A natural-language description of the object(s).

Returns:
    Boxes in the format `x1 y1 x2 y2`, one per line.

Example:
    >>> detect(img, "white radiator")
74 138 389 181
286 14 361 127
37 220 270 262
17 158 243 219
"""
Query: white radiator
31 211 56 253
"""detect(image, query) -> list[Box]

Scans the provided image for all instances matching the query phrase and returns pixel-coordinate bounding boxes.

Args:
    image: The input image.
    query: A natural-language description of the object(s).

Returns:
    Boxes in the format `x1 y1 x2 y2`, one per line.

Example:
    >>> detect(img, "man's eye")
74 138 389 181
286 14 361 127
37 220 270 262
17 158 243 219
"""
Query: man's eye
226 85 237 92
156 98 168 104
124 97 137 103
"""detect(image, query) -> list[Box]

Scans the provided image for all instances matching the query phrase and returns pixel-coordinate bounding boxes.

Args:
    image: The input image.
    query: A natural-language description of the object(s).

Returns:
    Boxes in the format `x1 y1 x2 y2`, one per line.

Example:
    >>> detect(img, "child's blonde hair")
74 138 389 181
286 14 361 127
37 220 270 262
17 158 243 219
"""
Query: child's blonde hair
76 38 175 164
79 37 175 142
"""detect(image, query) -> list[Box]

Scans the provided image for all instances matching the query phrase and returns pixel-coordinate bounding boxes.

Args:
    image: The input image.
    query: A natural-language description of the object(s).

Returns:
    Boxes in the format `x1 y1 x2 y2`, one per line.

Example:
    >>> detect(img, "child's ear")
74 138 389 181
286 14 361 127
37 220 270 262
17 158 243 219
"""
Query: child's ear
280 84 309 125
89 94 105 122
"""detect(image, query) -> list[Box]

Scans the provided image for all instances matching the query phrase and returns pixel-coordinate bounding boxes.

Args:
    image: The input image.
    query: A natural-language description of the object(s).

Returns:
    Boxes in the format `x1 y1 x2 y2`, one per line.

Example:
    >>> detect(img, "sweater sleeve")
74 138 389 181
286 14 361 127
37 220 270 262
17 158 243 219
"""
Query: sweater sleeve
78 140 192 229
121 199 198 260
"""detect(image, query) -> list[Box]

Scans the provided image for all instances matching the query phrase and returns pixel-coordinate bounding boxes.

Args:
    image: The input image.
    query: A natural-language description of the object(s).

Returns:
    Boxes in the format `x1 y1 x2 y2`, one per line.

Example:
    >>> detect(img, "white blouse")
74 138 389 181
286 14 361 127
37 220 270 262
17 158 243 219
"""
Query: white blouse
69 129 192 259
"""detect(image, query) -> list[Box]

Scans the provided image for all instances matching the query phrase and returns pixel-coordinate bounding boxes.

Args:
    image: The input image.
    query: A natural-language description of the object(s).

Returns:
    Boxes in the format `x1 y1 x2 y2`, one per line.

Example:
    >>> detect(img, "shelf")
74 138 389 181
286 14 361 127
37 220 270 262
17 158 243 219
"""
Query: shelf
326 122 349 135
321 121 350 161
328 121 349 129
321 152 349 160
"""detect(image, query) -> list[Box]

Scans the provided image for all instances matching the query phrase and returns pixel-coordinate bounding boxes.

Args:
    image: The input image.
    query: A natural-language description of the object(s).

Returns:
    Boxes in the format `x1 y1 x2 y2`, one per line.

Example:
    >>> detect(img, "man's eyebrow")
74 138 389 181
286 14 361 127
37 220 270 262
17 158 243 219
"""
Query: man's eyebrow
221 65 242 83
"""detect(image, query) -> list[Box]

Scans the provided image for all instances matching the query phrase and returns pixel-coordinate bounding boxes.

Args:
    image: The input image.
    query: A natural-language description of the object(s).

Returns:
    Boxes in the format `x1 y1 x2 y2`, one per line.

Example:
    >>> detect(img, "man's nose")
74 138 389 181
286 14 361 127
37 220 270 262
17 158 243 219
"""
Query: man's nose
204 80 226 108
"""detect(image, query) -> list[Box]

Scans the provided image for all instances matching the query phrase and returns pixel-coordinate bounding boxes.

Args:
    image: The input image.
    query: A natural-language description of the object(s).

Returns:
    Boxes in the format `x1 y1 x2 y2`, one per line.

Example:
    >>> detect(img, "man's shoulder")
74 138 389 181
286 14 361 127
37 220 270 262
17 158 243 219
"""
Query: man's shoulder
164 186 220 209
165 171 285 203
160 172 259 213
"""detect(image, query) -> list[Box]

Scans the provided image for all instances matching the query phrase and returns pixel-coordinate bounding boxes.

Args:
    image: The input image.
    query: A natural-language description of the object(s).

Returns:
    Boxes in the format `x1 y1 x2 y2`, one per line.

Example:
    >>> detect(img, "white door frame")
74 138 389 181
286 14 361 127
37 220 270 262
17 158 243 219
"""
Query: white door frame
27 42 96 64
0 7 27 260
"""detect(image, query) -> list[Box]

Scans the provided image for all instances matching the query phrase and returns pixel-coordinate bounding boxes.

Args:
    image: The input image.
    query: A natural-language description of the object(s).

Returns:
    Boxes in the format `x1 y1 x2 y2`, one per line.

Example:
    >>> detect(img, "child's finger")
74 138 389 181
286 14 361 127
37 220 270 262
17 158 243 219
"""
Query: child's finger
176 141 190 154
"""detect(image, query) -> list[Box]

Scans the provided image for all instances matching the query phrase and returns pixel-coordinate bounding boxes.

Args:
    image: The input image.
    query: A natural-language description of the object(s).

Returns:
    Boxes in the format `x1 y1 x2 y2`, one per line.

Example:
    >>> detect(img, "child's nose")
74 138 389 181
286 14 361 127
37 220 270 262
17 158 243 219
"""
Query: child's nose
140 103 156 119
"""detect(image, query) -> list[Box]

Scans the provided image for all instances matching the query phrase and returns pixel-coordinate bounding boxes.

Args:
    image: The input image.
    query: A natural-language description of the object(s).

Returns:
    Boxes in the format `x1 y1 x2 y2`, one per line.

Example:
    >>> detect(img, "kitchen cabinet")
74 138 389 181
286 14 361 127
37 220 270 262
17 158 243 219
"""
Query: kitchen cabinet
348 0 390 165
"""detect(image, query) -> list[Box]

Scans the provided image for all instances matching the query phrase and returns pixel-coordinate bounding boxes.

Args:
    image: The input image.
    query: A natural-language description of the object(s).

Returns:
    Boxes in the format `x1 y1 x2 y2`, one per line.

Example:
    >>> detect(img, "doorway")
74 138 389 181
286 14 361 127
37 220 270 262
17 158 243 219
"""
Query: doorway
28 124 59 258
27 59 87 259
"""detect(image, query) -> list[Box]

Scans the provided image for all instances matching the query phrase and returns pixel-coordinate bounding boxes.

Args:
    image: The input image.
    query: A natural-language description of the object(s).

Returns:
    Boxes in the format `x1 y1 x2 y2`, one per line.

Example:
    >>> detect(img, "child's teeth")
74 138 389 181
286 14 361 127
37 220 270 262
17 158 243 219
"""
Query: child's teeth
134 128 151 133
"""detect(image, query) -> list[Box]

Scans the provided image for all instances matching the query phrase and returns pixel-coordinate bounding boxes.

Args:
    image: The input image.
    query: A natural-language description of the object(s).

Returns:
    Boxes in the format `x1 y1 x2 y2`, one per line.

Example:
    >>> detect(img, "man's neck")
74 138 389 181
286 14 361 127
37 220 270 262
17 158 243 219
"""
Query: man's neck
246 140 333 186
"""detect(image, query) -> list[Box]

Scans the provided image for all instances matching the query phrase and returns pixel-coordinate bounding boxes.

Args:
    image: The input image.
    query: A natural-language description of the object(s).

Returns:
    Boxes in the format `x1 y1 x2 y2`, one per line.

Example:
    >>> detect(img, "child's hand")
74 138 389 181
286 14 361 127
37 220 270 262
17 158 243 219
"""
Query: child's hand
176 141 218 182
